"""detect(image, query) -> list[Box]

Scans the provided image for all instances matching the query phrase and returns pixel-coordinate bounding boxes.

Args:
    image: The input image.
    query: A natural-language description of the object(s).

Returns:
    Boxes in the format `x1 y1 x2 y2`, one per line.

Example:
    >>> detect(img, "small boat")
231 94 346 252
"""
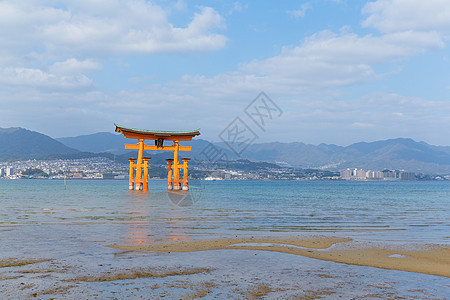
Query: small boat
204 176 222 181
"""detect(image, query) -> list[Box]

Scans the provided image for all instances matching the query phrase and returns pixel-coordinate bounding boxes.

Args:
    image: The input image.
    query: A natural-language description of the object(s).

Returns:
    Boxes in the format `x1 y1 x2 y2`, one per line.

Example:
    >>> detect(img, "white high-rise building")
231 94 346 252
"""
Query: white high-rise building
353 168 366 180
340 169 352 180
5 167 15 176
366 170 383 179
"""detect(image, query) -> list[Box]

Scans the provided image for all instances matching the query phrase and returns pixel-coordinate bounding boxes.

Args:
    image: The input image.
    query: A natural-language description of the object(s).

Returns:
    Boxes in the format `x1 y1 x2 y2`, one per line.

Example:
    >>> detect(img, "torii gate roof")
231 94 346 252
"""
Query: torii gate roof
115 123 200 141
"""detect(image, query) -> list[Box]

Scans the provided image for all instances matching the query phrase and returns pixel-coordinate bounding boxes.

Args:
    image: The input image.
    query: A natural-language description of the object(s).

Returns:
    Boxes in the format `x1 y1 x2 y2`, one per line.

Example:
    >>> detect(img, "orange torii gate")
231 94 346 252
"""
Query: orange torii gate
115 124 200 191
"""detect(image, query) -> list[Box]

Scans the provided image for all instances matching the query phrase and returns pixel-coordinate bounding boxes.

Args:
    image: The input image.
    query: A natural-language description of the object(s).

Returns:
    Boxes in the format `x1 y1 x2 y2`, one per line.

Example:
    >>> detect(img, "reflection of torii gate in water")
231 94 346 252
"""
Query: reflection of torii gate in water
115 124 200 191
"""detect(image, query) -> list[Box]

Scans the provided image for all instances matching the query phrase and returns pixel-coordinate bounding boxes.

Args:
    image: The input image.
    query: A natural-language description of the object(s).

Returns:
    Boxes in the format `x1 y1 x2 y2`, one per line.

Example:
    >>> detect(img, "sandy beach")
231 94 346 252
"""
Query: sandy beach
109 235 450 278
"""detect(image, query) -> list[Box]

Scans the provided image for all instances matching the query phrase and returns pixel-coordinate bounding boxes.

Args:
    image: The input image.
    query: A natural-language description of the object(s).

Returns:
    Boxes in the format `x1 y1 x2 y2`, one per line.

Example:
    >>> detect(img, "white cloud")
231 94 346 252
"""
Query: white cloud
267 92 450 145
229 2 248 14
173 0 187 12
351 122 376 128
362 0 450 33
236 29 443 90
40 6 226 55
118 22 446 102
0 67 94 90
0 1 227 92
49 59 101 75
0 1 227 62
1 65 449 145
287 3 311 19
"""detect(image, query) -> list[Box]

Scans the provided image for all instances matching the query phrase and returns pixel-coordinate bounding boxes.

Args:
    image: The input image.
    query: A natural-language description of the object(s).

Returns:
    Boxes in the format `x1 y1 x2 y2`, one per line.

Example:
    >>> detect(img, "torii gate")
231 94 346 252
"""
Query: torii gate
115 124 200 191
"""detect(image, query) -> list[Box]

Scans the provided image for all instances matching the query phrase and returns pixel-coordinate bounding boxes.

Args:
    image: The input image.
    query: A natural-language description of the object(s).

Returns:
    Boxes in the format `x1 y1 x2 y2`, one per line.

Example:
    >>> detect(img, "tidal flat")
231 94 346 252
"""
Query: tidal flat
0 179 449 298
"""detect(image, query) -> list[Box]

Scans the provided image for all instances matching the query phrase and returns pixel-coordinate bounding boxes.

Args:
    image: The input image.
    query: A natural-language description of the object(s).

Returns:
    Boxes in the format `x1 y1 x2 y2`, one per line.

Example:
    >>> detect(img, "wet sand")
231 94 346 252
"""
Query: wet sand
2 225 449 299
108 236 450 277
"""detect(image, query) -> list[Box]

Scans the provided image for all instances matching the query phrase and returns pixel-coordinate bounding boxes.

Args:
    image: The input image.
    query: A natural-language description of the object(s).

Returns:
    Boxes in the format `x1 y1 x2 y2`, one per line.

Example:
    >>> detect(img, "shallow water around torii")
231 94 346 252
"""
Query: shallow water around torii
0 179 449 298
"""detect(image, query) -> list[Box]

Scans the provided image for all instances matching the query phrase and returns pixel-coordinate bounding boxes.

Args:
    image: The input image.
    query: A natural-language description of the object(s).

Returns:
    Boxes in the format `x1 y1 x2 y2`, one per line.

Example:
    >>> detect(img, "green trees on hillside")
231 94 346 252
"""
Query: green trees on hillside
22 168 49 178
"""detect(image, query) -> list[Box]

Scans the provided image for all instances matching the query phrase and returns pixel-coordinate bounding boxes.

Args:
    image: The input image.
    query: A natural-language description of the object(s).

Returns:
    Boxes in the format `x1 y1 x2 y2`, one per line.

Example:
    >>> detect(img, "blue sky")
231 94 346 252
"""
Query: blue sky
1 0 450 146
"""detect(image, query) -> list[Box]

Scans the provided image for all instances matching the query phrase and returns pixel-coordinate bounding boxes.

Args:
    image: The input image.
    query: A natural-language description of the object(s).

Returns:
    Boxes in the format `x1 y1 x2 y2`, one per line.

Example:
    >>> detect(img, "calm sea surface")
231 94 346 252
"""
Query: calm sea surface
1 179 449 245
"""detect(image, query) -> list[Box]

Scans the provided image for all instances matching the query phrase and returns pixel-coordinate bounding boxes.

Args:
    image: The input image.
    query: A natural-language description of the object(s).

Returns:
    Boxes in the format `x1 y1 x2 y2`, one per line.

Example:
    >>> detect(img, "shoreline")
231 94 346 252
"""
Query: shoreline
108 236 450 278
2 178 449 181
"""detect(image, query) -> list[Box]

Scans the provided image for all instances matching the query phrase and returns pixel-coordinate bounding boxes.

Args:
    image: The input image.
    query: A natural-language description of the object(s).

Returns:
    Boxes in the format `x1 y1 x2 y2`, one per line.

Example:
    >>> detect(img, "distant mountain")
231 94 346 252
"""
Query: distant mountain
239 138 450 173
0 127 79 160
235 141 343 168
343 138 450 168
6 127 450 174
56 132 130 155
58 131 450 173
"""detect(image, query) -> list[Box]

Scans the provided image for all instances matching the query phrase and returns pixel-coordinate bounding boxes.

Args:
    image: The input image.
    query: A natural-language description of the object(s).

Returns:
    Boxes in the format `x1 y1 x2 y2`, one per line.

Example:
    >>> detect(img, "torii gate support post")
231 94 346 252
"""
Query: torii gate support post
173 141 181 190
167 157 190 191
128 158 136 190
143 157 150 192
135 139 145 190
166 159 174 190
182 158 190 191
128 142 150 191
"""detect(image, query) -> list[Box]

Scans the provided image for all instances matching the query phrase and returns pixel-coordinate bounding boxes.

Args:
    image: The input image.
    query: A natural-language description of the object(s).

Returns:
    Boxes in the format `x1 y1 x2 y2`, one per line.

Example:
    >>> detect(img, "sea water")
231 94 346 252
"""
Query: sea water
0 179 449 245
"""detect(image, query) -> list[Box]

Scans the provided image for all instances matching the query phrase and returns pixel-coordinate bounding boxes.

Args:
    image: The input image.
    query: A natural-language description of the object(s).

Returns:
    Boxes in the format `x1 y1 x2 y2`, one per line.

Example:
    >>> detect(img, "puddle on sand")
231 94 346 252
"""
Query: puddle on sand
227 242 339 251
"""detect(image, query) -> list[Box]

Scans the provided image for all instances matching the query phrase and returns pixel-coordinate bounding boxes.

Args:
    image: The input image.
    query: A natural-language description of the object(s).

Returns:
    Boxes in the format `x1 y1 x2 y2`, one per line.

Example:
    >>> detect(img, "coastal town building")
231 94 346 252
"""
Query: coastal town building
366 170 383 179
353 168 366 180
5 167 15 176
0 158 444 181
339 169 352 180
0 158 126 179
382 169 396 180
399 172 416 181
340 168 417 181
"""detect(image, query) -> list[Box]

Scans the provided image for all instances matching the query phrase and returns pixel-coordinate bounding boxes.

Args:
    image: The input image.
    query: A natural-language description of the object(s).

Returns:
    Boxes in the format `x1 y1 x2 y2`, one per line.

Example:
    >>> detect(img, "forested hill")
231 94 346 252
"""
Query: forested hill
0 127 79 160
